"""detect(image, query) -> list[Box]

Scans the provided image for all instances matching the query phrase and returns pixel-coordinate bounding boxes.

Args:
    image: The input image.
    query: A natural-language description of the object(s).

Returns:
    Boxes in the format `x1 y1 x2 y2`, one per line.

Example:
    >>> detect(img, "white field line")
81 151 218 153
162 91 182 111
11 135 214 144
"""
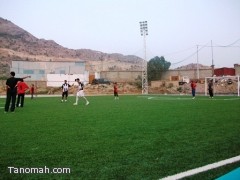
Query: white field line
138 96 240 101
160 155 240 180
223 98 240 100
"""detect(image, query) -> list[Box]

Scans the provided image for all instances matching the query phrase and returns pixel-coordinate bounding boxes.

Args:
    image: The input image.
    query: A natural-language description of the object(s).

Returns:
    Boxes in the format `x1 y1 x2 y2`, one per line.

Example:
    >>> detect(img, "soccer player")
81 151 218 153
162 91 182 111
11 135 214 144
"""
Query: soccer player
208 79 214 98
30 84 35 99
190 80 197 99
61 80 72 102
113 82 119 100
4 71 30 113
73 78 89 106
16 79 29 107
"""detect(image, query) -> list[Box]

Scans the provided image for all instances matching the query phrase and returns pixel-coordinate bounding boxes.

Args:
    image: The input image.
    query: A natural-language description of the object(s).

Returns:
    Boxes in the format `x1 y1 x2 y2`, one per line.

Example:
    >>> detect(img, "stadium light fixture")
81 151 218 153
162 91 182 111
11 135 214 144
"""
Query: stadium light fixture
139 21 148 94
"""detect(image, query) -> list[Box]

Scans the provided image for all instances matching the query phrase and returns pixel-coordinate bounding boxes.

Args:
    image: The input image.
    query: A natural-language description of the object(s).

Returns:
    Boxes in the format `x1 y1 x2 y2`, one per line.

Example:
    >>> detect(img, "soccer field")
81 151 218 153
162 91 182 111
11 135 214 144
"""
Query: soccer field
1 95 240 179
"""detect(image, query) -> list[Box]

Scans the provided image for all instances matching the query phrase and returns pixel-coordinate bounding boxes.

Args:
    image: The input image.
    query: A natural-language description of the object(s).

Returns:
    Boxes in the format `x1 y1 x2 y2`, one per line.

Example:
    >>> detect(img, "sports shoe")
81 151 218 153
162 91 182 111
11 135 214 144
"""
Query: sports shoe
86 101 89 106
65 100 67 102
73 103 78 105
61 100 63 102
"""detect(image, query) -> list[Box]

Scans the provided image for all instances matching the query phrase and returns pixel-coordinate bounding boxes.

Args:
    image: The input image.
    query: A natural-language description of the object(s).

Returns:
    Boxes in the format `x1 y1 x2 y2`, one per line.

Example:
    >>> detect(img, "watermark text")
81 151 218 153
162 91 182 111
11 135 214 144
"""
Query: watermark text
8 166 70 174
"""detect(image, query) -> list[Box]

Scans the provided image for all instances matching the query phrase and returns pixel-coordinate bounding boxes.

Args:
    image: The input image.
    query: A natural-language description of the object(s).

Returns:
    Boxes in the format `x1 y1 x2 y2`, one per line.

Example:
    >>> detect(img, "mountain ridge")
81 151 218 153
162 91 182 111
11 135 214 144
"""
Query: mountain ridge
0 17 211 77
0 17 143 76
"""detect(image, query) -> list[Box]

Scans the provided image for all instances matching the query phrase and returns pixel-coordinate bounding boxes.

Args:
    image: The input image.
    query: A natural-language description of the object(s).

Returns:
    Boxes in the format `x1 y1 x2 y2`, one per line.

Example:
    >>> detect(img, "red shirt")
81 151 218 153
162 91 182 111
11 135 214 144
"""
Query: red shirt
114 84 118 93
30 86 34 94
191 82 196 90
17 82 29 94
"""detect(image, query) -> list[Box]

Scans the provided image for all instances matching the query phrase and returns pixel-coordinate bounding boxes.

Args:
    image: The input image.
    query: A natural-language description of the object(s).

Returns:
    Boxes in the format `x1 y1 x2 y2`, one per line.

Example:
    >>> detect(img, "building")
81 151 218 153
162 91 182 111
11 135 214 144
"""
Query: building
214 67 235 76
11 60 86 81
161 68 212 81
234 64 240 76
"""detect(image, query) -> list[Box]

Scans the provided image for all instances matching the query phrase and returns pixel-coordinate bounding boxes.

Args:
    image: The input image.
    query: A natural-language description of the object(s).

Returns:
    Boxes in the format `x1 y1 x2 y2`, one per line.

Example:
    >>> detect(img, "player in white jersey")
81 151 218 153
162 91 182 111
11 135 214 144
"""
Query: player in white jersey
73 78 89 106
61 80 72 102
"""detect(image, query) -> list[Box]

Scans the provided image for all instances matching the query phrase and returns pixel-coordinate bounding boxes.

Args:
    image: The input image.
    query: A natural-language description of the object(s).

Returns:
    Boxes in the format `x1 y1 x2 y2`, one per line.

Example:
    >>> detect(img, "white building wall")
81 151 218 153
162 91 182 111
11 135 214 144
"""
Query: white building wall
11 61 86 81
47 71 89 87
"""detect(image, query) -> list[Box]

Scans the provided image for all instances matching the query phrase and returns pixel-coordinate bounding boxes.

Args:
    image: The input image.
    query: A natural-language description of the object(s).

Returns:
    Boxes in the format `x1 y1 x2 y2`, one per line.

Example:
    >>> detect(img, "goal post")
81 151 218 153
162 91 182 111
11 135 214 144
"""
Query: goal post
205 76 240 96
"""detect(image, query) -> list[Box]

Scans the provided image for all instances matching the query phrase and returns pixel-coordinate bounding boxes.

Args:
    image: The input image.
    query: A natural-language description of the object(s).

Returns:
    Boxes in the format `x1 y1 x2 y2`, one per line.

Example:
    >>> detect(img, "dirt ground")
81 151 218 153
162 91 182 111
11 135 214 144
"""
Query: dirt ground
0 81 238 96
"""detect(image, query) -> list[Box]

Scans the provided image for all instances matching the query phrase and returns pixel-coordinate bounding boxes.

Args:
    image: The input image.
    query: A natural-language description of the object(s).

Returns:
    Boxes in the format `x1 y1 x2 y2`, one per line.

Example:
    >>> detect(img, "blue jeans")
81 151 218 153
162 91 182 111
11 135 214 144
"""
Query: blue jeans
192 89 196 97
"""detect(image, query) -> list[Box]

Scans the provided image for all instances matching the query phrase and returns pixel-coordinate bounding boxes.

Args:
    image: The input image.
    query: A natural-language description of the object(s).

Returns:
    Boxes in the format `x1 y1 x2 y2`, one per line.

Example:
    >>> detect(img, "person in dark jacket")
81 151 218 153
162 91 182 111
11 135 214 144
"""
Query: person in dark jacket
4 72 30 113
208 79 214 98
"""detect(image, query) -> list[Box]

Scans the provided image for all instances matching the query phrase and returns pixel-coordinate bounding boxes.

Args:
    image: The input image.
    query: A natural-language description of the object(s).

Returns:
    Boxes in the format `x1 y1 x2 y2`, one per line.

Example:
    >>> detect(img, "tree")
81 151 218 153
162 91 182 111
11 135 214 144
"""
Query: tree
147 56 171 81
135 75 142 89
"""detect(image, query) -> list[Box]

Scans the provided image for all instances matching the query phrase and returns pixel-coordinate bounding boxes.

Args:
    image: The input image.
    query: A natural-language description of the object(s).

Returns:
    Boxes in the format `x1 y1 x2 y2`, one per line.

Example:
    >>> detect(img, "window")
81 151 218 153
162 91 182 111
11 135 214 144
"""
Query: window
39 70 45 74
60 70 65 74
75 62 84 66
23 69 34 74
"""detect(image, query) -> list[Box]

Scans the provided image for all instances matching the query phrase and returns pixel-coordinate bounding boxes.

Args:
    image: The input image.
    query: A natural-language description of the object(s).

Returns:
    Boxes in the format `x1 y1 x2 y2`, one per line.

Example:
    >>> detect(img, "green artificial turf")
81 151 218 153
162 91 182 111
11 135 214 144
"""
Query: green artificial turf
0 95 240 179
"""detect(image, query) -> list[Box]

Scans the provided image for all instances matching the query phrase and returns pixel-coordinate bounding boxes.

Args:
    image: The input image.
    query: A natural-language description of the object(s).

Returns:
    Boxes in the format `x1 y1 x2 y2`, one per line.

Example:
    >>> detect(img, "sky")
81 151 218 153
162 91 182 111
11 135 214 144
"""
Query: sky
0 0 240 68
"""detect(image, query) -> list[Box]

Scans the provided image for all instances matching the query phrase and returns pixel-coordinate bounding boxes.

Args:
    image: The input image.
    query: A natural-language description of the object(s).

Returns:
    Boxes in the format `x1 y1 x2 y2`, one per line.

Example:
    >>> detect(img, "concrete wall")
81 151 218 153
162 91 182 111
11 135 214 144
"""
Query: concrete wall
100 71 142 82
162 68 212 80
47 72 89 87
99 69 212 83
151 80 179 88
234 64 240 76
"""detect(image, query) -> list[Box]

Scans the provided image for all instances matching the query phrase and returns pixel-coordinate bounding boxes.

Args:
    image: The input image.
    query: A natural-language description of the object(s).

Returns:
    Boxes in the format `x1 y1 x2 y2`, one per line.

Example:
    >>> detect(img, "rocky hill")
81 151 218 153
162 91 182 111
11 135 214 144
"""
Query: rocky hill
0 17 143 77
175 63 211 70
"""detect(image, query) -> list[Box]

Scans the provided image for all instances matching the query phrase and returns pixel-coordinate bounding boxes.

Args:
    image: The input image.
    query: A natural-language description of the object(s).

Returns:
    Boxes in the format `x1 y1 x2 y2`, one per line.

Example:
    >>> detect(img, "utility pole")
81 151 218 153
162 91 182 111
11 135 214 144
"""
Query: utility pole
211 40 214 76
197 45 199 79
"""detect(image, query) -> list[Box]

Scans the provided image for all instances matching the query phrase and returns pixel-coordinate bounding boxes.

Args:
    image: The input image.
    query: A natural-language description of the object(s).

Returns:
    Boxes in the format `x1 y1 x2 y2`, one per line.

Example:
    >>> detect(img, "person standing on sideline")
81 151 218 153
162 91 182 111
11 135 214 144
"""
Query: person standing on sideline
4 71 30 113
190 80 197 99
73 78 89 106
61 80 72 102
30 84 35 99
113 82 119 100
208 79 214 98
16 79 29 107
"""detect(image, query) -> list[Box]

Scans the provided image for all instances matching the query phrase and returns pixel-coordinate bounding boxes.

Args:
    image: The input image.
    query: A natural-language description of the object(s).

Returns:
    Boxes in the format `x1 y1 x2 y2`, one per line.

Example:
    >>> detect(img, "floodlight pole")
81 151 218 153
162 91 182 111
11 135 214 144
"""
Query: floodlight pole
140 21 148 94
196 45 199 80
238 75 240 97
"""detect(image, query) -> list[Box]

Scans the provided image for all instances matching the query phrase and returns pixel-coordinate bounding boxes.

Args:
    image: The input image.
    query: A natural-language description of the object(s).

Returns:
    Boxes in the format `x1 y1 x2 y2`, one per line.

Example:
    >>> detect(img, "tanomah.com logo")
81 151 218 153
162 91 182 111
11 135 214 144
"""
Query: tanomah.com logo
8 166 71 174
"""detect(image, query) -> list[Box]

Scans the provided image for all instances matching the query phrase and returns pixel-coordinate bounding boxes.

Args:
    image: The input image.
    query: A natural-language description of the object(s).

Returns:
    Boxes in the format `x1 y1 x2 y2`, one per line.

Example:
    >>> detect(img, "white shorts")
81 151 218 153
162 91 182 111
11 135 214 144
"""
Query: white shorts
77 90 85 97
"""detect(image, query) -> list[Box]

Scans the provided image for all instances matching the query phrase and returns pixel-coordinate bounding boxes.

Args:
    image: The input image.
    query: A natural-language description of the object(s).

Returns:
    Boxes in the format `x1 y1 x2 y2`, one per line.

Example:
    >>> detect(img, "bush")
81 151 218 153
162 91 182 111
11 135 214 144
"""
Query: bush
177 87 182 92
135 75 142 89
168 83 173 88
